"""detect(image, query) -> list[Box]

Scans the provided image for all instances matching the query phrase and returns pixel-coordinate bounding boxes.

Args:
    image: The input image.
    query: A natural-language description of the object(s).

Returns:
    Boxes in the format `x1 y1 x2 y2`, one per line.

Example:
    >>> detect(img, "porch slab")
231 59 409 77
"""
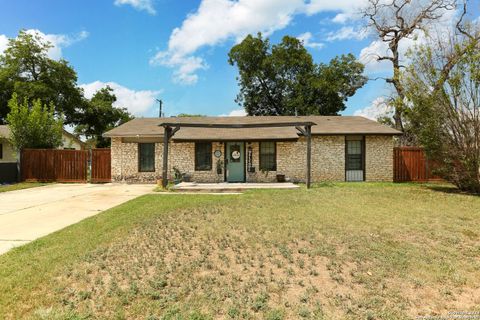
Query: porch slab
172 182 299 192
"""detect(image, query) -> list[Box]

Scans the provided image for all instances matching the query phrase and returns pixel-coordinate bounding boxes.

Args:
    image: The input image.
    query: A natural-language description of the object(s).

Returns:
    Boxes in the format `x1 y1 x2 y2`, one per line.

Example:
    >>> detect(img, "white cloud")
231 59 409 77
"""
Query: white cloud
354 97 393 121
114 0 156 14
80 81 161 115
297 32 324 49
152 0 367 85
326 26 368 41
151 52 208 85
219 108 247 117
0 35 8 53
303 0 367 17
0 29 89 60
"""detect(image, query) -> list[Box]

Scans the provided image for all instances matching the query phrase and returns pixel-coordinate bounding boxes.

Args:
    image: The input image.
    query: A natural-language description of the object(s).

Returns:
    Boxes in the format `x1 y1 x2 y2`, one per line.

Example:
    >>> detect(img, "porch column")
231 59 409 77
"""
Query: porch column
162 126 171 188
306 125 312 189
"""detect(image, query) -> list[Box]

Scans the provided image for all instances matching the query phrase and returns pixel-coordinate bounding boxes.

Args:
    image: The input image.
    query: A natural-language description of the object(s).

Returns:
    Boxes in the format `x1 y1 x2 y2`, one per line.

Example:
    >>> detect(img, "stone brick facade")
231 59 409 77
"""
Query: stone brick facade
365 135 394 182
111 135 394 183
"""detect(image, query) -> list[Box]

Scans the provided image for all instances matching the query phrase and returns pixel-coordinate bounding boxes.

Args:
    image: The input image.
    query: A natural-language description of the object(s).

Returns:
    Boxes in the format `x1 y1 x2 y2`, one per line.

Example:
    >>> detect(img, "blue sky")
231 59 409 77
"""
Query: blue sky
1 0 478 119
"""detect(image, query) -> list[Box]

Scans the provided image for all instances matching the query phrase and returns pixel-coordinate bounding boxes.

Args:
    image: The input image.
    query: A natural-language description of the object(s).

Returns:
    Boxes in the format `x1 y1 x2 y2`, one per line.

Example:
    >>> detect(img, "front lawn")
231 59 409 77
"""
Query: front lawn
0 182 49 193
0 183 479 319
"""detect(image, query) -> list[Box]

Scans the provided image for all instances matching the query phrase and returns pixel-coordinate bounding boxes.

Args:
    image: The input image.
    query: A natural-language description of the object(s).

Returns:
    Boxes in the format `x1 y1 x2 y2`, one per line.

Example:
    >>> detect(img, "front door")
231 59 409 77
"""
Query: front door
226 142 244 182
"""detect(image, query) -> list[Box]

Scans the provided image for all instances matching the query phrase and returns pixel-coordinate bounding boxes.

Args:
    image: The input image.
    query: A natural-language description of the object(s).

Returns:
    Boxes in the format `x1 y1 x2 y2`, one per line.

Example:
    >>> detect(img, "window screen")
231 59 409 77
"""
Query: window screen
138 143 155 172
195 142 212 171
260 142 276 171
346 139 363 170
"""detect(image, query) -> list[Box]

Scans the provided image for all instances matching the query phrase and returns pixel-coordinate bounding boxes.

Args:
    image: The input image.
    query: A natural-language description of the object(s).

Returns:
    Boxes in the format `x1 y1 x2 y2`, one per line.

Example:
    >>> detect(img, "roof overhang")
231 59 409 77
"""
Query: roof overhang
159 121 316 129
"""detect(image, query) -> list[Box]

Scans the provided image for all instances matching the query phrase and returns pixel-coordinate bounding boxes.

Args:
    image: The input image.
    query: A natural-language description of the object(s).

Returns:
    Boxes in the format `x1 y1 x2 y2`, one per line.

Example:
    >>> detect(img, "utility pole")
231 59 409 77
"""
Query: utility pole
156 99 163 117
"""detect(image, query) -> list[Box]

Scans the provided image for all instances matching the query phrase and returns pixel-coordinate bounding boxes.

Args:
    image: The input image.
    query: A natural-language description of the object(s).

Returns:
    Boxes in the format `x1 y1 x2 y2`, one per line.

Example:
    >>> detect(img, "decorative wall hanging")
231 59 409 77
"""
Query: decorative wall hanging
230 144 241 162
247 146 255 172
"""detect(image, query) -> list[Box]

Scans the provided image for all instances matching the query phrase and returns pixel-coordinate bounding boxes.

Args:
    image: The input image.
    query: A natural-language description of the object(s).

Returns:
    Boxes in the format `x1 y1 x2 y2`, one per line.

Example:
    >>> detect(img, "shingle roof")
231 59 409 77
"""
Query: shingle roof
0 125 85 146
103 116 402 140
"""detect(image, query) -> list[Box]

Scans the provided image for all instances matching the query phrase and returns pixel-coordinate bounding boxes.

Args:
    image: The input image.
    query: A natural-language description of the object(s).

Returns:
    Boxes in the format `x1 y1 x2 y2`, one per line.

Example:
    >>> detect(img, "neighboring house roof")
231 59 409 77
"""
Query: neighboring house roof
103 116 402 141
61 129 86 148
0 125 10 139
0 125 86 147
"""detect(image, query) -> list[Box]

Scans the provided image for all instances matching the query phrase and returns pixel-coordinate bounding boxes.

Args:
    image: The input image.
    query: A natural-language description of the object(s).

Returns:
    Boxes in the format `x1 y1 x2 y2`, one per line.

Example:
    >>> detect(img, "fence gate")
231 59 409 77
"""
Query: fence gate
91 148 111 183
21 148 111 183
21 149 88 182
393 147 442 182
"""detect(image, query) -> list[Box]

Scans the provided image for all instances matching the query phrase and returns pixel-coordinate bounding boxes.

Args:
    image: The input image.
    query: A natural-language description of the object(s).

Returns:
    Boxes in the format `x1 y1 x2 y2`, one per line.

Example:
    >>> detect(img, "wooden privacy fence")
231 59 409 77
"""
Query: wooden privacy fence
21 148 111 183
91 149 111 183
393 147 442 182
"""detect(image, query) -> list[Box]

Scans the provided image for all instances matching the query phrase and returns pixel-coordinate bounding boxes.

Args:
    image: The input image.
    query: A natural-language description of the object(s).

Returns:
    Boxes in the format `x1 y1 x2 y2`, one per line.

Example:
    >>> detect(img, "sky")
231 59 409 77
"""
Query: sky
0 0 479 119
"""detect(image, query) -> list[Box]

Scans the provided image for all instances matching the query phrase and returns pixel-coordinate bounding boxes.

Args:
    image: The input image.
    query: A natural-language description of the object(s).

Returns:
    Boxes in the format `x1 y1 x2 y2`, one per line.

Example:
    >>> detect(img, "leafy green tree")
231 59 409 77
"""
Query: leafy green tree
75 86 133 148
228 33 367 116
403 18 480 192
0 30 84 124
177 113 206 117
6 93 63 150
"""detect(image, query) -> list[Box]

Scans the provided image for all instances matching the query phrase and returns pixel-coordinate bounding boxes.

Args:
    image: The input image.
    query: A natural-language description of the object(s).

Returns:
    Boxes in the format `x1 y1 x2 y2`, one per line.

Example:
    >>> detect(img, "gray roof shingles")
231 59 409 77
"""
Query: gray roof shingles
103 116 402 140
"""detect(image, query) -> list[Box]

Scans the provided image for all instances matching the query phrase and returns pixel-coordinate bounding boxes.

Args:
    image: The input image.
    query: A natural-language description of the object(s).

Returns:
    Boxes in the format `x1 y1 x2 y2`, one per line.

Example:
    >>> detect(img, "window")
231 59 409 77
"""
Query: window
260 142 276 171
195 142 212 171
346 139 363 171
138 143 155 172
0 143 2 159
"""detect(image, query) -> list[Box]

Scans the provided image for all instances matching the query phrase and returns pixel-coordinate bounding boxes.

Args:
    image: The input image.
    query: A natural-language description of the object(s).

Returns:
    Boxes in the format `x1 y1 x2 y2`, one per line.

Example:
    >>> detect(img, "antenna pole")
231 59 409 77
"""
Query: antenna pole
156 99 163 117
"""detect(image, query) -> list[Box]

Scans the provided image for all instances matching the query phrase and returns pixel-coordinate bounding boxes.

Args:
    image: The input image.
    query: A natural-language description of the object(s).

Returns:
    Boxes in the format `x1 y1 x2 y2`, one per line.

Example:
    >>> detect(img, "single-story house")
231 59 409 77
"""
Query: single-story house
104 116 401 184
0 125 86 183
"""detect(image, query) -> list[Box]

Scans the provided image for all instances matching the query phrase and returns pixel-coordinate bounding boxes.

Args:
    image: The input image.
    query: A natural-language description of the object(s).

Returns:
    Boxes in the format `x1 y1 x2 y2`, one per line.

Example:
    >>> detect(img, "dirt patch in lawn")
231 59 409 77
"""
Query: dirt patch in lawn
53 207 366 319
2 184 480 320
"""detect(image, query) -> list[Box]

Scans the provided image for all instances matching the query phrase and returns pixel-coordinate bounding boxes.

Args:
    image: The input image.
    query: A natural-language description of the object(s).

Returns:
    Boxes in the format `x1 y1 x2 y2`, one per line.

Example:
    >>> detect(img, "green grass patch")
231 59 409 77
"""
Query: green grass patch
0 182 50 193
0 183 479 319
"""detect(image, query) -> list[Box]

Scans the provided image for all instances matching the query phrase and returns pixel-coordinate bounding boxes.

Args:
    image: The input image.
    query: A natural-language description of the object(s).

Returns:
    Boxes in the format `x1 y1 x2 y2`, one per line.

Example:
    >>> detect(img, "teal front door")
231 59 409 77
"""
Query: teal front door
226 142 245 182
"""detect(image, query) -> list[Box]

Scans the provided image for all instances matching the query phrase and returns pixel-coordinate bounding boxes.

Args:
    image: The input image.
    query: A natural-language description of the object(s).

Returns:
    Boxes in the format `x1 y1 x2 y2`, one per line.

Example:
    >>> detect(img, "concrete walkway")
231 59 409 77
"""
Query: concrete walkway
173 182 299 192
0 183 153 254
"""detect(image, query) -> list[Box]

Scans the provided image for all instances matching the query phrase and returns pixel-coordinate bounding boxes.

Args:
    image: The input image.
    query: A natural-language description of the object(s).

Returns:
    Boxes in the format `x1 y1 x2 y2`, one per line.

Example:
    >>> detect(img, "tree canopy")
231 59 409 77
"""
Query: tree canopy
362 0 457 132
74 86 133 148
403 11 480 192
0 30 84 125
228 33 367 116
6 93 63 150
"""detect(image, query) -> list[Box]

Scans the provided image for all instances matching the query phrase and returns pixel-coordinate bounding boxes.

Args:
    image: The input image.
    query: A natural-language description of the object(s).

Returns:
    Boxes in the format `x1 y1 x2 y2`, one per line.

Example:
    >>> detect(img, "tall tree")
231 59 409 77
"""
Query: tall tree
228 33 367 116
363 0 457 132
6 93 63 150
403 6 480 192
0 30 84 124
75 86 133 148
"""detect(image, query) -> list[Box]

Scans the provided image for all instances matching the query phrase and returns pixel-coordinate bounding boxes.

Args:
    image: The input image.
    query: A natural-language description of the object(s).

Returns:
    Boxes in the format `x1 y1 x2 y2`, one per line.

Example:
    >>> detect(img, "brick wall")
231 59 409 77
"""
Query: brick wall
111 135 393 183
365 135 394 182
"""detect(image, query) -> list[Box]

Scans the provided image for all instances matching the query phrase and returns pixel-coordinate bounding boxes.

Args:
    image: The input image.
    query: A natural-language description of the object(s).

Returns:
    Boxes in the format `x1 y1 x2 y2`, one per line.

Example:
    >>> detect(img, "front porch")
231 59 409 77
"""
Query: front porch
172 182 299 192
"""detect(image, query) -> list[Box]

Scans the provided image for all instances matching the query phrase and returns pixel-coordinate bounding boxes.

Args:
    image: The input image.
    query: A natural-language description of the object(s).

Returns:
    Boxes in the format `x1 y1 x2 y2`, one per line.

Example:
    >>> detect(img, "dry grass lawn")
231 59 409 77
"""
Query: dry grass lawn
0 182 49 193
0 183 479 319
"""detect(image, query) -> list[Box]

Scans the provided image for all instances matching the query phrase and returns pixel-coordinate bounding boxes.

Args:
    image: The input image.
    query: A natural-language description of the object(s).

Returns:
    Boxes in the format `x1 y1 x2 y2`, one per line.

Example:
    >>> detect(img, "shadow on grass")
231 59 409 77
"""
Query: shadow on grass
422 183 479 196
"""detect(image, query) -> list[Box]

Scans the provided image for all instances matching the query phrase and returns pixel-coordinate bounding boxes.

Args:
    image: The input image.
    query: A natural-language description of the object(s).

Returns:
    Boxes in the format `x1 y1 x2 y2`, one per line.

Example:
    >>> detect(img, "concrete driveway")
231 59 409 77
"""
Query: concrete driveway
0 183 153 254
